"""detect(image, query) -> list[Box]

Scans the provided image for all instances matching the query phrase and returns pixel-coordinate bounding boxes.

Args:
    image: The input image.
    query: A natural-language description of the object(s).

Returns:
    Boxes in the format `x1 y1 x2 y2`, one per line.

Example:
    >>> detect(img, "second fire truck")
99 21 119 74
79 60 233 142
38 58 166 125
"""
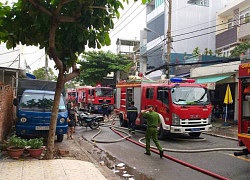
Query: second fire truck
76 85 115 113
116 77 213 138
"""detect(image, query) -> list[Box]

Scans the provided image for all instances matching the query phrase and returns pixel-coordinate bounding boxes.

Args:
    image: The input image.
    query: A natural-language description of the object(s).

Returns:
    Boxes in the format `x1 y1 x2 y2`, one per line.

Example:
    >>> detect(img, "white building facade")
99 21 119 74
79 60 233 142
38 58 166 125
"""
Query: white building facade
140 0 238 73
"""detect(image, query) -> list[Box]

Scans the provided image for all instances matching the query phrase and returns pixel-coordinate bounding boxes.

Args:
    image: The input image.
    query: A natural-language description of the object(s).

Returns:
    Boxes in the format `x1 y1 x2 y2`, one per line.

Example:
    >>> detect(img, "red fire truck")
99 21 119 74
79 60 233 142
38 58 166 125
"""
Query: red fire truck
66 88 78 106
116 77 213 138
234 61 250 156
76 85 115 113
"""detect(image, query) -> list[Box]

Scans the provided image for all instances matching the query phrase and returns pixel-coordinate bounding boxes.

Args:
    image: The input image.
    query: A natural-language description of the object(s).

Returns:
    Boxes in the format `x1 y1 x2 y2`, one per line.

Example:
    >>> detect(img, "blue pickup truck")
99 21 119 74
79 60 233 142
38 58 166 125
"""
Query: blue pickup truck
13 79 68 142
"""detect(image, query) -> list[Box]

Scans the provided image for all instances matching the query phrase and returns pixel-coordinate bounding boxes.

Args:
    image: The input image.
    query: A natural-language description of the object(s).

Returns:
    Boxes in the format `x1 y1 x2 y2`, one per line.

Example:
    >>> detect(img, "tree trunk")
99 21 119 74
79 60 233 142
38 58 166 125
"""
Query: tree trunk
44 70 64 159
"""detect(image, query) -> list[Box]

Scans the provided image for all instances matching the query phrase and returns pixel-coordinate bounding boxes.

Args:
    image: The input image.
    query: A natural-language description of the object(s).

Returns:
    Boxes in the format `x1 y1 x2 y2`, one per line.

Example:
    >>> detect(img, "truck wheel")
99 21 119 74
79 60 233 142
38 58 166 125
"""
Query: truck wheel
119 114 126 127
158 125 164 140
189 132 201 137
57 134 64 142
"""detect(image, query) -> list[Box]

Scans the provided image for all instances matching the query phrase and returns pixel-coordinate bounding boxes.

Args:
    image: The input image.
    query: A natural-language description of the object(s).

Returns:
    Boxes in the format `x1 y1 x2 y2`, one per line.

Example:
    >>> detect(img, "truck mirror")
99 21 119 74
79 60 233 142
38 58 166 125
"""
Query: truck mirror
13 98 18 106
209 91 215 101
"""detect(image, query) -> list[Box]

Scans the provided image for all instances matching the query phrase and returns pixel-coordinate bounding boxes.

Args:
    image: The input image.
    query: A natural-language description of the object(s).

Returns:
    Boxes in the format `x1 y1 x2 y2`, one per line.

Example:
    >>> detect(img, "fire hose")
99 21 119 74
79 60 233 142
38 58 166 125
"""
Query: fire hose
91 120 243 153
89 115 244 180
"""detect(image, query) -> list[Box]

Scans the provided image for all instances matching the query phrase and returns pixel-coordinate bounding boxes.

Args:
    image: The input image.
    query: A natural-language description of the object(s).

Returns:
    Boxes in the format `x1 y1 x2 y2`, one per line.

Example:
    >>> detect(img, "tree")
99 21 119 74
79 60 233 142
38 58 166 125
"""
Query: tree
203 48 213 56
203 48 209 55
0 0 127 159
208 49 213 56
77 51 134 86
192 47 201 57
33 67 56 81
230 42 250 57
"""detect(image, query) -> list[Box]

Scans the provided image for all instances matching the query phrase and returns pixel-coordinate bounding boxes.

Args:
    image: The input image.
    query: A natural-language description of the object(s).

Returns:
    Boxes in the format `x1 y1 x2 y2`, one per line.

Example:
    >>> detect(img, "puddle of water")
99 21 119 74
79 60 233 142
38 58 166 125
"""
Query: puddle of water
91 147 154 180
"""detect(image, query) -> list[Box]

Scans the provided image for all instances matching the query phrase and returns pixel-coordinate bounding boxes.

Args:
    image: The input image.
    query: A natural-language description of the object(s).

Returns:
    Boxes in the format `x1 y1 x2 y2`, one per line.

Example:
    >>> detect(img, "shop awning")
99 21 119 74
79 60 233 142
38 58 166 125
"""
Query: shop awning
195 75 230 84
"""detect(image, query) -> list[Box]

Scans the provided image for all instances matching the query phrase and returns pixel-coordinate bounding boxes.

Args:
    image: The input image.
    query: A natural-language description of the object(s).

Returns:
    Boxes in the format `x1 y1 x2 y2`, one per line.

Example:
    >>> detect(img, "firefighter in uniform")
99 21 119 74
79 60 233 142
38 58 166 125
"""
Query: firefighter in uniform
141 105 163 158
127 101 138 134
102 99 109 119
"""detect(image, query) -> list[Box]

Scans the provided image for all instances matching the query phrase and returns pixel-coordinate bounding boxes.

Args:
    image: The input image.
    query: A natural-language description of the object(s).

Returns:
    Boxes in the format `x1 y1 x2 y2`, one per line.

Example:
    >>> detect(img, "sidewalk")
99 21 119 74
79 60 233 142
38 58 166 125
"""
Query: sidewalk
208 118 238 139
0 159 106 180
0 121 239 180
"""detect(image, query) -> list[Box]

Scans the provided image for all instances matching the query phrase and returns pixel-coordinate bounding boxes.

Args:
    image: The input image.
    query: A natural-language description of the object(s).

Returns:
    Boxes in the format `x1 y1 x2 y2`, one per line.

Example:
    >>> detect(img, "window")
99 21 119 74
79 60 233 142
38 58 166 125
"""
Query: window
171 86 209 105
157 87 169 105
155 0 164 8
146 88 154 99
20 93 66 111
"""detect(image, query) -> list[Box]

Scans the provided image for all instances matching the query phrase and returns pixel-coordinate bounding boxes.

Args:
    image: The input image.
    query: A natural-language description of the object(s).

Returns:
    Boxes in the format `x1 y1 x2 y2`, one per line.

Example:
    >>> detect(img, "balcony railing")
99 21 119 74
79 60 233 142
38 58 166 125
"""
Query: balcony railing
238 21 250 39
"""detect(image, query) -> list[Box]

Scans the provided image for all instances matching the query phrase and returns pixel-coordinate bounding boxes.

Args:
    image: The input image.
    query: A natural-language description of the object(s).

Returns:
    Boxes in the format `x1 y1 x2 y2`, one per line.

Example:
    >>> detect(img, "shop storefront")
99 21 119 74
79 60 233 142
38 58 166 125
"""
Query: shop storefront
190 62 240 121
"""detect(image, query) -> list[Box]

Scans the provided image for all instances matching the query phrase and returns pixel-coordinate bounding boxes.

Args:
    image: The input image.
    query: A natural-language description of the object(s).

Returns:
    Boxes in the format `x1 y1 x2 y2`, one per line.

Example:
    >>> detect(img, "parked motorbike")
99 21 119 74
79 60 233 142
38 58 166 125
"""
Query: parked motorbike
77 111 104 130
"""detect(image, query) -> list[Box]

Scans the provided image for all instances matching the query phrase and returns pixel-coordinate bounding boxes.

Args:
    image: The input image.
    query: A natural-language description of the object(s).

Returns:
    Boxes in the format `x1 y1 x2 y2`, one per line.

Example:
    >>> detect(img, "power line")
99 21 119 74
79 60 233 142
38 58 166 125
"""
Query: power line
29 53 45 67
0 49 19 56
172 16 248 39
145 57 240 75
8 54 20 67
112 2 137 27
172 21 229 38
172 18 217 33
110 4 146 38
22 49 43 55
0 59 19 66
173 25 236 43
110 2 188 37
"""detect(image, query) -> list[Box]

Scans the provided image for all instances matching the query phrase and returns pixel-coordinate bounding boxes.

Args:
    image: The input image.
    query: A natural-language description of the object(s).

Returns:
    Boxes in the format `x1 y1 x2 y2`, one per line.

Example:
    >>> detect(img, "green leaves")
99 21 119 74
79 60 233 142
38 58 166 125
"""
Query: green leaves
230 42 250 57
27 138 44 149
33 67 57 81
104 32 111 45
77 50 133 85
8 135 27 148
6 36 14 49
0 0 125 68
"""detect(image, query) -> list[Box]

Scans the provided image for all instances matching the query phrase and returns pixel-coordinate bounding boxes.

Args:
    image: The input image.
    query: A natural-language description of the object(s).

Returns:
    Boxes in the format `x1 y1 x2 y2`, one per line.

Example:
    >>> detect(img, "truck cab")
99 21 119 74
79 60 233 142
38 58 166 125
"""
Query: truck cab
14 89 68 142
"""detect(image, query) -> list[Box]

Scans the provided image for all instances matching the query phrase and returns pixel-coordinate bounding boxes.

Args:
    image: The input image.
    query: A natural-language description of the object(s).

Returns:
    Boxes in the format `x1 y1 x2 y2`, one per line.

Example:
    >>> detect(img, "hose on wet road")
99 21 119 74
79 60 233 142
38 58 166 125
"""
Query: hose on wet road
89 115 243 180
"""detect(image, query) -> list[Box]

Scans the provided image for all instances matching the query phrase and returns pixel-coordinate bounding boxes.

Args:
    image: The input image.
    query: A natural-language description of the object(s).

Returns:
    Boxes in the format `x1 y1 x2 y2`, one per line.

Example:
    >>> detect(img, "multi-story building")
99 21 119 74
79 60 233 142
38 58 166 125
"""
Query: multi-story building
215 0 250 57
191 0 250 121
140 0 237 74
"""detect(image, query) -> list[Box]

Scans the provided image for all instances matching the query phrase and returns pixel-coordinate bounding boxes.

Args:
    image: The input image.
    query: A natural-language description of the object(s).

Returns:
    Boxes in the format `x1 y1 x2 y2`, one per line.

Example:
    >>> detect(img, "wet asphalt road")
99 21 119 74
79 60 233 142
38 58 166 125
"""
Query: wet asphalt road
75 122 250 180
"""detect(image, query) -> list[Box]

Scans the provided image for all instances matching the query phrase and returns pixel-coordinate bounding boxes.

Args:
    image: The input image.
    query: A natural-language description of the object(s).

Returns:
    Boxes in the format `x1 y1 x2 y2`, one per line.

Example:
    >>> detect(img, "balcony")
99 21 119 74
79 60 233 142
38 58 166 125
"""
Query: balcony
216 26 238 49
238 21 250 39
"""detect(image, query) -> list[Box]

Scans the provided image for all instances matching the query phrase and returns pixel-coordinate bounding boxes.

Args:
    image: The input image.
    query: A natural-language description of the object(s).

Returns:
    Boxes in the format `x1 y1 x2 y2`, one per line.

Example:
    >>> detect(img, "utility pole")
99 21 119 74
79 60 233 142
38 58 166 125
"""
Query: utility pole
166 0 172 79
45 52 48 80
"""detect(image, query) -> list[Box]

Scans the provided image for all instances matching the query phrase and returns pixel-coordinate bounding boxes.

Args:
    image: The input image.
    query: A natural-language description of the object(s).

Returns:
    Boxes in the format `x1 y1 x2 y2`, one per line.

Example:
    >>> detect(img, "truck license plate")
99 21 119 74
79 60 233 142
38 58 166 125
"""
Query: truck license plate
191 128 200 132
35 126 49 130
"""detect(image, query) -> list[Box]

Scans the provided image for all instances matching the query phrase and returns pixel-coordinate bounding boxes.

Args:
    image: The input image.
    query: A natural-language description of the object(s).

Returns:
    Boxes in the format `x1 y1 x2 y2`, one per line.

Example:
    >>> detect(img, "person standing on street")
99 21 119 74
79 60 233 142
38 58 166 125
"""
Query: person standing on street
67 102 78 139
141 105 163 158
127 101 138 134
102 99 109 119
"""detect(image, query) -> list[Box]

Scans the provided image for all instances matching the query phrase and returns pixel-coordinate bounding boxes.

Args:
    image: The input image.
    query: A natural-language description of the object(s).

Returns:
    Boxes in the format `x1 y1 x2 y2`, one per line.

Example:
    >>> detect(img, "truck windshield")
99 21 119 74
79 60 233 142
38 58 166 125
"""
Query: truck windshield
20 93 66 112
68 92 76 97
171 86 209 105
95 88 113 97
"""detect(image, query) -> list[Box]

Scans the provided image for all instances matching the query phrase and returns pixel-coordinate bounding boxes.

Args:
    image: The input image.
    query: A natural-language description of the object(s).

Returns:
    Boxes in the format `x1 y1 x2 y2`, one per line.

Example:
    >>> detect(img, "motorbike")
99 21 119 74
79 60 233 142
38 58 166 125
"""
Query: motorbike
77 111 104 130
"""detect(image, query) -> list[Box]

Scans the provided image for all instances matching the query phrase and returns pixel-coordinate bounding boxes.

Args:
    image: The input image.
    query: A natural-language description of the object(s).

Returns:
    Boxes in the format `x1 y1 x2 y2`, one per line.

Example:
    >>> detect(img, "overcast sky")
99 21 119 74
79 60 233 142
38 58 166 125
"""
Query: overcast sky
0 0 146 72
